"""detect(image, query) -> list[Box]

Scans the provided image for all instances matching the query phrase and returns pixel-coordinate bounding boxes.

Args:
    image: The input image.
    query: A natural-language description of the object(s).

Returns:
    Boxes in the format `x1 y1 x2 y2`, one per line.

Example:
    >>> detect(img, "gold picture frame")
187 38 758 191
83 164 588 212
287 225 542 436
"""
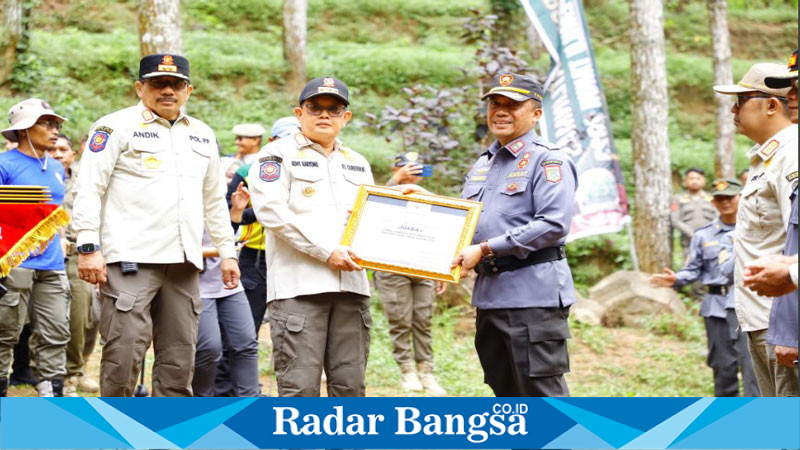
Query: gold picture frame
341 185 482 283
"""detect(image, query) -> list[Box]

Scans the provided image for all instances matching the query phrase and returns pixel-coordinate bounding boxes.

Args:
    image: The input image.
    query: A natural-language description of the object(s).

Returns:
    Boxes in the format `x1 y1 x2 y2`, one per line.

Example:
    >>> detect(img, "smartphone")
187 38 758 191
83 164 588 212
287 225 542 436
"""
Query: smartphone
421 165 434 177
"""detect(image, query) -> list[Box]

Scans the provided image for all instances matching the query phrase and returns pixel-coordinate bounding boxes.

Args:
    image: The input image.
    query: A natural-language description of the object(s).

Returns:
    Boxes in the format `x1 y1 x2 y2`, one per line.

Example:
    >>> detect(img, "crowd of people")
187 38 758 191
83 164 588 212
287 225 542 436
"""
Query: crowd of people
0 47 796 399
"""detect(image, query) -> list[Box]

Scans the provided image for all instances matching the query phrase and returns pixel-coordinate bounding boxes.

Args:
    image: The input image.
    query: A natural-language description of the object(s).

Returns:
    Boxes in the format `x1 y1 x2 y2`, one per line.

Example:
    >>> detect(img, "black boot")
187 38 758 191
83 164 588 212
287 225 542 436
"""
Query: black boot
0 377 8 397
51 378 64 397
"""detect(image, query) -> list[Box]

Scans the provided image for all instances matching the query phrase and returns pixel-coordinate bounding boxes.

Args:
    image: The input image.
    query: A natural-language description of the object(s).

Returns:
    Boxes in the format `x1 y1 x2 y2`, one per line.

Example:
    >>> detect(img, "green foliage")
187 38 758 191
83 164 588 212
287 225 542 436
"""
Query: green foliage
567 232 633 295
638 311 706 342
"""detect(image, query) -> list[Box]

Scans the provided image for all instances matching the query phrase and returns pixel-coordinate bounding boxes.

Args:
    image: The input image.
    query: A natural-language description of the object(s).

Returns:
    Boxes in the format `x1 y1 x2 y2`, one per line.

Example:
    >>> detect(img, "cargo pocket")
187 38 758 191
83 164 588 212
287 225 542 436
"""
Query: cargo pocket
360 305 372 364
273 313 304 372
190 295 203 316
527 319 571 377
99 287 137 344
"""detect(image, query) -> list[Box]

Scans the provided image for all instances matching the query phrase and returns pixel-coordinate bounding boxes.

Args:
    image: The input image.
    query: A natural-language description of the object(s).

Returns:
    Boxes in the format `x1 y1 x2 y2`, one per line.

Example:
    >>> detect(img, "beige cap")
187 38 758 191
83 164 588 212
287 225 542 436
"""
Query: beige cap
232 123 266 138
713 63 791 97
2 98 67 142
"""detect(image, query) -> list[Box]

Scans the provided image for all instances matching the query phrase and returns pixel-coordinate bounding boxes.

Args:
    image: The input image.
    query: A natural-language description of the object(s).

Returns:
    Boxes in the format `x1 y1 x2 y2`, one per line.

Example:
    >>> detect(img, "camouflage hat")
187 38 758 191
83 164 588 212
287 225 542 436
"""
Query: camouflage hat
711 178 742 197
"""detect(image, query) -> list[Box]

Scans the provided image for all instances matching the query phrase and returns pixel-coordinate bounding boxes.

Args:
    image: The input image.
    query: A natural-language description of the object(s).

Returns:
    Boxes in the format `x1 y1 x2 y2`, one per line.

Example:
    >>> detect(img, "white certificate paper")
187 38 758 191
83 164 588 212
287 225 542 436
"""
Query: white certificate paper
349 195 469 275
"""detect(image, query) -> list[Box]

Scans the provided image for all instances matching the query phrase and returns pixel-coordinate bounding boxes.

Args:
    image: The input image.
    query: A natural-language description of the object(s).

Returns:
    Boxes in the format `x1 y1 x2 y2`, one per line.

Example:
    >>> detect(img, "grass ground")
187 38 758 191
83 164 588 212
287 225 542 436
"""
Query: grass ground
7 290 714 398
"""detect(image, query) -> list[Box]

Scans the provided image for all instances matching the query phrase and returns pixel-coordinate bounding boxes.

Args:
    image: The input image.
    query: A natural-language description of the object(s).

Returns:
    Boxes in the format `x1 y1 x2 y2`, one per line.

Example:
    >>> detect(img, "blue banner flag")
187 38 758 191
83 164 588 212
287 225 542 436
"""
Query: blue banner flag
521 0 630 241
2 397 799 449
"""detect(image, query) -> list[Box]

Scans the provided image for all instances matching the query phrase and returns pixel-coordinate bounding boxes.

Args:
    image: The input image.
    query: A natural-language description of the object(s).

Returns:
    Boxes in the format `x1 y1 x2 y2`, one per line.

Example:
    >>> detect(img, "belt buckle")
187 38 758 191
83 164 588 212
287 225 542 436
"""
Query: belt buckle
721 286 728 296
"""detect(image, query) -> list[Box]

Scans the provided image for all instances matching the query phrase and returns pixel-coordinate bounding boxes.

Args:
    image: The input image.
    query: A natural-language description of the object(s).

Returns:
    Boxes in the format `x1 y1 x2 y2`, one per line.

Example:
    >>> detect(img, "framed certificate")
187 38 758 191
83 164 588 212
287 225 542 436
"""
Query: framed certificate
341 185 482 283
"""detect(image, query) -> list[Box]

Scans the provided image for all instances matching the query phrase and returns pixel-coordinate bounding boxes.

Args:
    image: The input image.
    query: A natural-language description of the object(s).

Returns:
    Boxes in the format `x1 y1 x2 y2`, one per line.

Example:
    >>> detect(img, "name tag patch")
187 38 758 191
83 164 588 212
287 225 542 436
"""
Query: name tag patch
189 135 211 144
133 131 160 139
292 161 319 168
342 164 365 172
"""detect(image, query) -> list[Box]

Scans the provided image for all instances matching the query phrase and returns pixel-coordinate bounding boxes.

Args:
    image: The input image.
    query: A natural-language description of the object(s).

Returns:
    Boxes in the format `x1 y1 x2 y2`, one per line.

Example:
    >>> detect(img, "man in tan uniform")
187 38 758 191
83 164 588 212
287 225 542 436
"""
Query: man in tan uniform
73 54 239 397
713 62 797 397
249 77 374 397
670 168 718 262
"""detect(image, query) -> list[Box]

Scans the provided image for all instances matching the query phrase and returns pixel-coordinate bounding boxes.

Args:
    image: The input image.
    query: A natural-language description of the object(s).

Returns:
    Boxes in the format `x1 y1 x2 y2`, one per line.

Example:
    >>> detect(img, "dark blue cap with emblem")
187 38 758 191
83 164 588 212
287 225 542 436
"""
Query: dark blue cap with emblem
299 77 349 106
139 54 190 81
481 73 544 102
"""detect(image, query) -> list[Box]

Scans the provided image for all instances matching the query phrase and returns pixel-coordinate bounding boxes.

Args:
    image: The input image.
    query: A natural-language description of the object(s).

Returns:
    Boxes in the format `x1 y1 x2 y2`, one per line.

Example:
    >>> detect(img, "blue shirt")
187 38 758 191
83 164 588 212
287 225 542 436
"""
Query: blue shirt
0 149 65 270
673 219 735 319
767 186 798 348
460 128 577 309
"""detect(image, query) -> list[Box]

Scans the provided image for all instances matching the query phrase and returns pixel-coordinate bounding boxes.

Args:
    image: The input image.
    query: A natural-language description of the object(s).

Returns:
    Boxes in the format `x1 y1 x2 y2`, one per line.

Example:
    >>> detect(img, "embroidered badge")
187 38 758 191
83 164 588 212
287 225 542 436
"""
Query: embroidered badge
157 55 177 73
499 74 514 86
786 171 798 182
715 181 728 191
507 170 527 178
303 186 316 197
142 110 154 122
470 175 487 182
518 159 529 169
143 155 162 170
759 139 779 160
543 162 562 183
476 167 489 174
88 130 109 153
507 140 525 155
259 161 281 182
323 77 336 87
96 126 113 134
405 152 419 162
506 182 519 193
259 156 283 163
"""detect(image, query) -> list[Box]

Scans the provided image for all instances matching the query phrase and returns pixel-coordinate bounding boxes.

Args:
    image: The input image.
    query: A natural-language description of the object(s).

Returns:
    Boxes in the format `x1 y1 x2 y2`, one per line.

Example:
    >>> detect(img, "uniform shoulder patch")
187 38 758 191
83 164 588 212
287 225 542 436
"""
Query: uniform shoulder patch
88 130 110 153
758 139 780 160
96 126 113 134
540 159 562 167
259 161 281 182
259 155 283 163
507 140 526 155
786 171 798 182
542 160 562 183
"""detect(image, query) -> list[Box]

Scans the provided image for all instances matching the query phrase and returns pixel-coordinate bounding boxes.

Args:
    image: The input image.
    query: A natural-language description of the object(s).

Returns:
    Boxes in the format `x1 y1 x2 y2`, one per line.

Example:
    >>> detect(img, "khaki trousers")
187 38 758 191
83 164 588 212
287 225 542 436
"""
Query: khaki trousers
269 292 371 397
747 329 800 397
374 271 435 372
99 262 201 397
65 257 96 377
0 268 70 380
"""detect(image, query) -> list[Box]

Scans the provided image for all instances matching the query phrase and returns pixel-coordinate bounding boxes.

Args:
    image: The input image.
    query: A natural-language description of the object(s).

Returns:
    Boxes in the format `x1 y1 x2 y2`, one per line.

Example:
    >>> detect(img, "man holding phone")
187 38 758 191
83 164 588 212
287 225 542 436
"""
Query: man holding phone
374 152 447 395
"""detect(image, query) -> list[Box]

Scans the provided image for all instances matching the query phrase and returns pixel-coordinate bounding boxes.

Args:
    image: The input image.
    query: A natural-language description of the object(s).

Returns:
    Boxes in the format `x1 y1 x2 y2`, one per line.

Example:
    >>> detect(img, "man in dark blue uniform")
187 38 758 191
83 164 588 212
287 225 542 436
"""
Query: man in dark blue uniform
651 179 759 397
451 73 578 397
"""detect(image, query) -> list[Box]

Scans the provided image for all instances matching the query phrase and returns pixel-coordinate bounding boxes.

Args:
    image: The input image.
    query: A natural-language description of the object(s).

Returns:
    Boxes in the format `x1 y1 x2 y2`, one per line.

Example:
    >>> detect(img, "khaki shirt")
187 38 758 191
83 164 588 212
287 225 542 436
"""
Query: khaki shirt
670 190 717 240
248 132 374 302
72 102 236 270
734 124 798 331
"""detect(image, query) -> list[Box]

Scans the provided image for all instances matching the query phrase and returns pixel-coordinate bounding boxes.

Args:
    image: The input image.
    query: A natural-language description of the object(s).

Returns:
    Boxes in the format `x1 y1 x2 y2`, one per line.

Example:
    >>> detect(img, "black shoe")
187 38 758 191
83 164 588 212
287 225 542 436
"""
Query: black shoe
9 370 37 386
0 377 8 397
51 378 64 397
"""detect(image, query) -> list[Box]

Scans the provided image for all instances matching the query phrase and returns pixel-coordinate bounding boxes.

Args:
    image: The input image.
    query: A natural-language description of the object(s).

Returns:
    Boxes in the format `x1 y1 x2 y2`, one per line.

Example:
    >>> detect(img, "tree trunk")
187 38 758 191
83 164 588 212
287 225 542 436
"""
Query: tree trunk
283 0 307 94
139 0 182 56
708 0 736 178
0 0 22 84
630 0 671 274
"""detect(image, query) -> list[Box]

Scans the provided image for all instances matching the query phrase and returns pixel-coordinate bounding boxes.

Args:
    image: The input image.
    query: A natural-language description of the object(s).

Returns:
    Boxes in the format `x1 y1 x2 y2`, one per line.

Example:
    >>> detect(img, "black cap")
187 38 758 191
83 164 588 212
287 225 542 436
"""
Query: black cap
765 49 798 89
481 73 544 102
299 77 349 106
139 54 190 81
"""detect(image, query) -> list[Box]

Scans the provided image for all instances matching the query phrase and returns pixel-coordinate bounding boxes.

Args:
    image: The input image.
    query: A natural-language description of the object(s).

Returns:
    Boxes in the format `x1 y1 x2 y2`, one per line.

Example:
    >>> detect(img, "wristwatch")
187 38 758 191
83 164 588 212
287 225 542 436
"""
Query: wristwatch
77 243 101 255
480 241 494 259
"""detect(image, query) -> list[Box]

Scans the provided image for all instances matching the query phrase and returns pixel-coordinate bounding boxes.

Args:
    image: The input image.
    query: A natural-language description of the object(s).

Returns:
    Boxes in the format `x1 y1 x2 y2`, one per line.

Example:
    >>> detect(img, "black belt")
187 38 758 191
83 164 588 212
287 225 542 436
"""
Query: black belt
475 246 566 276
706 285 730 295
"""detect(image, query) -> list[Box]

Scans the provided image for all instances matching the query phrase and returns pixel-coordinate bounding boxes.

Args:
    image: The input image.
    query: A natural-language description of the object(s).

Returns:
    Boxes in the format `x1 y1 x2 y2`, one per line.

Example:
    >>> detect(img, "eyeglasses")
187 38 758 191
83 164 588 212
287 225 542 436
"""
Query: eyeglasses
735 94 787 108
35 119 62 130
144 78 189 90
303 103 347 117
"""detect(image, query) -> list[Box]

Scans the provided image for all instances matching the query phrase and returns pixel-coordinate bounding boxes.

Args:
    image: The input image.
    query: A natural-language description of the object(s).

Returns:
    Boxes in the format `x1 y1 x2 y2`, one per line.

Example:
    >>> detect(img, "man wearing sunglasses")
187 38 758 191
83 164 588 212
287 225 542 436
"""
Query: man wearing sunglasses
72 54 239 397
249 77 375 397
0 99 71 396
713 62 797 397
743 48 799 395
